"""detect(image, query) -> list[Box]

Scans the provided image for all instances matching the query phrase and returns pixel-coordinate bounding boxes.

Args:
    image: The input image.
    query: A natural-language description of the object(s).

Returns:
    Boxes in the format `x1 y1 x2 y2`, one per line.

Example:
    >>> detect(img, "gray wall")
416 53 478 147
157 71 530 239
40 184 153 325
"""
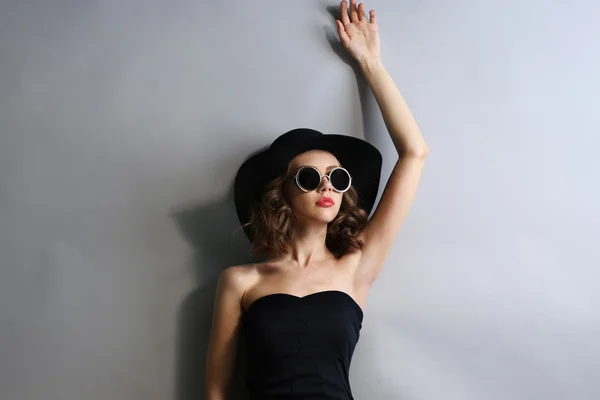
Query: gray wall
1 1 599 399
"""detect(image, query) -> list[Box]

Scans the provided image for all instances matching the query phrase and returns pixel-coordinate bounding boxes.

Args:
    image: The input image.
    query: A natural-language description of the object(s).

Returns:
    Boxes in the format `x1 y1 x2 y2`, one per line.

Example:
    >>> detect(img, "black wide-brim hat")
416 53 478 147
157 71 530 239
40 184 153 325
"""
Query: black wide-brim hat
234 128 382 242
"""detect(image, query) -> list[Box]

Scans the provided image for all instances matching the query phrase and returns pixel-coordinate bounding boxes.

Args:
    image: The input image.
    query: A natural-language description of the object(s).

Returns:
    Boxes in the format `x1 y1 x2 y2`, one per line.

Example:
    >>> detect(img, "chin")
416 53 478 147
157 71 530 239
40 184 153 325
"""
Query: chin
313 208 340 223
292 200 341 224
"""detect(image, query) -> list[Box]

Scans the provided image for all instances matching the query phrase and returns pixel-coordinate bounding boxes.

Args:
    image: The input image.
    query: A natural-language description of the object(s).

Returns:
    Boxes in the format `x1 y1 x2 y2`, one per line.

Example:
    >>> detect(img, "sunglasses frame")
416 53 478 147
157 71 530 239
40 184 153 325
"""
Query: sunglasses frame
288 165 352 193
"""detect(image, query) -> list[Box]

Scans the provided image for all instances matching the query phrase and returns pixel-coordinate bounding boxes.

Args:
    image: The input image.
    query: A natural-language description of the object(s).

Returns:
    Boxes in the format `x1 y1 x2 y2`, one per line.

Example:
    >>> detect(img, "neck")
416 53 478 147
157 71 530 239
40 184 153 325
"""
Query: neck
284 221 332 268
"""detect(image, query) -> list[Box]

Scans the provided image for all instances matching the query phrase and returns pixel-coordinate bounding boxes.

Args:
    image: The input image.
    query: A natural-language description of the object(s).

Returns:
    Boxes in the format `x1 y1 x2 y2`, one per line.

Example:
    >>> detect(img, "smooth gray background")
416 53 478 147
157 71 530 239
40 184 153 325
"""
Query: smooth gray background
1 1 599 399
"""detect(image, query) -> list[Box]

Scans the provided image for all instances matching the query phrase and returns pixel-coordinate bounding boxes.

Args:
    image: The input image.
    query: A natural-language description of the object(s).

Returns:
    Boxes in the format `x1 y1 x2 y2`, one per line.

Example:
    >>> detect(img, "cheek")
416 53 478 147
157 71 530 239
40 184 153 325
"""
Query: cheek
289 193 322 214
334 193 344 207
285 188 311 209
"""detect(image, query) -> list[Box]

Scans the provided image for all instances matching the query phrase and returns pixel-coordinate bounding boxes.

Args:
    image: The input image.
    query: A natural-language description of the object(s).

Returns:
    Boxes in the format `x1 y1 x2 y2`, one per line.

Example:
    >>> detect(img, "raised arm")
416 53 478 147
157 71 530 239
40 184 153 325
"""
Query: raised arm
337 0 430 285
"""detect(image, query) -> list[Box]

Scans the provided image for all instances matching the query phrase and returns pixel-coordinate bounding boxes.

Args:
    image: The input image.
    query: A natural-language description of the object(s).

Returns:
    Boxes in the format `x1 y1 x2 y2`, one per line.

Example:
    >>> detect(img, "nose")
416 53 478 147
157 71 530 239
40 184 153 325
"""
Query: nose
318 175 333 192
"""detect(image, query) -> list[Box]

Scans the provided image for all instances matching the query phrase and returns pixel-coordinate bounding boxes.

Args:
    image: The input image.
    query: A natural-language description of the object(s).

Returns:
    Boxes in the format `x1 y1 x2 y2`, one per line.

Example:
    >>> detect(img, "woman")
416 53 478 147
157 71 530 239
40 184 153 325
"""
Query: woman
205 1 429 399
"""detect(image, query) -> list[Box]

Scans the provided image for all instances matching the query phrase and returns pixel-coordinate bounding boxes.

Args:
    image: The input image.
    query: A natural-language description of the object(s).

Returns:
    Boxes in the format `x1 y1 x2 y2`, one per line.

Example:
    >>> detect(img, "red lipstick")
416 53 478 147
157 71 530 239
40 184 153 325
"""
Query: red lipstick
316 197 334 207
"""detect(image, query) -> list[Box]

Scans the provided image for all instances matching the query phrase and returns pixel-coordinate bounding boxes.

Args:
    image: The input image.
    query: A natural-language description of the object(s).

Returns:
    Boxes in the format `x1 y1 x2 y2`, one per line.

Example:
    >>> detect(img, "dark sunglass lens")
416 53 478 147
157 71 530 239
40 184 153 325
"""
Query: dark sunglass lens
330 169 351 191
297 167 321 190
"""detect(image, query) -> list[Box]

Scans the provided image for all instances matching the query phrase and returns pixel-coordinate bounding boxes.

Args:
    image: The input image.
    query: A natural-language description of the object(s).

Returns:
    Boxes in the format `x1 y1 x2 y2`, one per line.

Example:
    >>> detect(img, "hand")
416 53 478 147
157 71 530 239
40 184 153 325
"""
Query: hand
336 0 380 66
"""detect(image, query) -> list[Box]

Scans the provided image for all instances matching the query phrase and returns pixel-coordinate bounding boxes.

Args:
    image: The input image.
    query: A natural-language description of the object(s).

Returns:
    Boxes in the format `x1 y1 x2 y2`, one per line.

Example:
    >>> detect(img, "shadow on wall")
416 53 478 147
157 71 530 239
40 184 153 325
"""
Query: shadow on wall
171 184 258 400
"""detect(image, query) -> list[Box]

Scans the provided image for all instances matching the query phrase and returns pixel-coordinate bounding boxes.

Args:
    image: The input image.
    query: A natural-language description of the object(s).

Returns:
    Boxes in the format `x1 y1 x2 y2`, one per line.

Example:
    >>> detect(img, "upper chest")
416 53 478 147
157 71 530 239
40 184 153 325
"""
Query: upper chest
242 253 364 310
263 255 357 286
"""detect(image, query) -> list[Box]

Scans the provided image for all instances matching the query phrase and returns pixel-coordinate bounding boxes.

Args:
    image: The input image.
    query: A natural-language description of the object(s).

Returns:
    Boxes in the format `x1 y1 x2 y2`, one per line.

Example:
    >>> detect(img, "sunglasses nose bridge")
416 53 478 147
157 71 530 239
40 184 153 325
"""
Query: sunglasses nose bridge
317 173 333 190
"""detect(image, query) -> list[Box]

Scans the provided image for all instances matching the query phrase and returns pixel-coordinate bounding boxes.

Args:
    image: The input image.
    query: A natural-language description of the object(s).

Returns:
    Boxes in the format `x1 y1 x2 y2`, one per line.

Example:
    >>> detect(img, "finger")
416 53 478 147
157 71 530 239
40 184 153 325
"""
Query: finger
340 1 350 25
336 19 351 47
350 0 359 23
369 9 376 24
358 3 367 21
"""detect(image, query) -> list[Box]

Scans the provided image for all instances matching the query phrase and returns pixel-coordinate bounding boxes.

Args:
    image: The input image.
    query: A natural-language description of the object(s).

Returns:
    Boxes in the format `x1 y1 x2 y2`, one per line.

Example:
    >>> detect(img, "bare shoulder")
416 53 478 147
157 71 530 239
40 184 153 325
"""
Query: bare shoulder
217 263 258 295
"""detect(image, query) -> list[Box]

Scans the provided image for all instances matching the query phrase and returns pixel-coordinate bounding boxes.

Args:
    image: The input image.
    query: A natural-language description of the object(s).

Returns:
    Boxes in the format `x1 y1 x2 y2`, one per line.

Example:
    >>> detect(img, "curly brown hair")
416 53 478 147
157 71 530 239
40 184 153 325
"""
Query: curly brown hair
239 166 369 260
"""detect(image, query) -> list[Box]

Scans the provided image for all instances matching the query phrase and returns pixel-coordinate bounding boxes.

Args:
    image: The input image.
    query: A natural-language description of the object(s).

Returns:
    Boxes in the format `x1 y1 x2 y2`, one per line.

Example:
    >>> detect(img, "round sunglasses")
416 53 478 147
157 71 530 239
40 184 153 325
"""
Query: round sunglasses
288 166 352 193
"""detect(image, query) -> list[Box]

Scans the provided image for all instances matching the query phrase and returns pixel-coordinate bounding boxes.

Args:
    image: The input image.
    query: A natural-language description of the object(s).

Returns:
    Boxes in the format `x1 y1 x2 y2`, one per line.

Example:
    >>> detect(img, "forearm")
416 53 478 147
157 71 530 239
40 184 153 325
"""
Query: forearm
359 58 429 157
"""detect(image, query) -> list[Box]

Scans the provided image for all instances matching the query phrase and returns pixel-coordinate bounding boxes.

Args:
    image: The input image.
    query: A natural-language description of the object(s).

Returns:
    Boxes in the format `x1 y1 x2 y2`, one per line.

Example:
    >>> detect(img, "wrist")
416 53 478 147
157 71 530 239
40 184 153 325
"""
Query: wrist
358 57 383 74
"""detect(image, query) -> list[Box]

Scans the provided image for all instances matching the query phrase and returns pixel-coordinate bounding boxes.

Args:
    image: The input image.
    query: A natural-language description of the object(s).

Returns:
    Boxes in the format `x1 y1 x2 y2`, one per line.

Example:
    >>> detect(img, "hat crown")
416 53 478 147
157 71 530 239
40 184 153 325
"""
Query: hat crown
270 128 323 150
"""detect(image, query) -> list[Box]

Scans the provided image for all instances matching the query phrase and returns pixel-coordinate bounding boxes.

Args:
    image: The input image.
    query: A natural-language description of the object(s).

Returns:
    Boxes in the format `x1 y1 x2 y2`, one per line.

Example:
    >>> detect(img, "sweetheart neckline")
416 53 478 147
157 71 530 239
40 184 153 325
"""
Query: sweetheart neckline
243 289 364 317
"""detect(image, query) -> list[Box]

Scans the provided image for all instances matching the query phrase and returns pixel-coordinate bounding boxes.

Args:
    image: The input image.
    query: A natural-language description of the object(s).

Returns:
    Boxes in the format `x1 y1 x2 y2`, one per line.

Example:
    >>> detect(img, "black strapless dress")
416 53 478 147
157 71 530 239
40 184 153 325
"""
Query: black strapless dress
242 290 363 400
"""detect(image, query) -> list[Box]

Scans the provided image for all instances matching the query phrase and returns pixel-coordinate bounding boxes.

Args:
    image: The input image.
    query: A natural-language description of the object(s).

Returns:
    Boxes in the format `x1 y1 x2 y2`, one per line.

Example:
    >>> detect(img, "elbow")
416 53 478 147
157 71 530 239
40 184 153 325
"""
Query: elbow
416 146 430 159
404 145 430 159
205 389 226 400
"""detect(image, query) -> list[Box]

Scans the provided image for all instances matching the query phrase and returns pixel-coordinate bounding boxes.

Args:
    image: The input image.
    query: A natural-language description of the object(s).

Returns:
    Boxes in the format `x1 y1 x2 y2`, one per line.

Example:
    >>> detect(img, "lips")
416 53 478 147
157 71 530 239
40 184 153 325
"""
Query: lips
316 197 334 207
